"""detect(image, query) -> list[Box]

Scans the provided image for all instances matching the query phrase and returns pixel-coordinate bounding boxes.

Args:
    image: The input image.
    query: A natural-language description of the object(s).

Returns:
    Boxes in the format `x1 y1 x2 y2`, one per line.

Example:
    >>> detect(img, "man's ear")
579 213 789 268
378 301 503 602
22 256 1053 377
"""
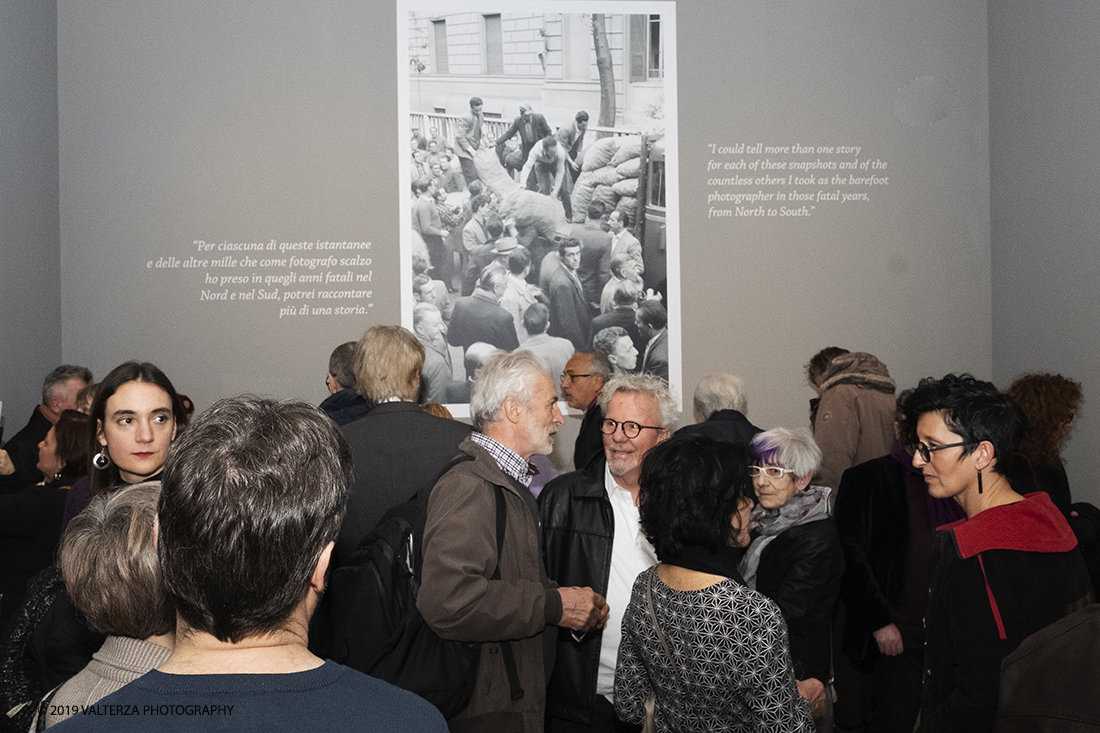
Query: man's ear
310 541 334 594
502 395 523 426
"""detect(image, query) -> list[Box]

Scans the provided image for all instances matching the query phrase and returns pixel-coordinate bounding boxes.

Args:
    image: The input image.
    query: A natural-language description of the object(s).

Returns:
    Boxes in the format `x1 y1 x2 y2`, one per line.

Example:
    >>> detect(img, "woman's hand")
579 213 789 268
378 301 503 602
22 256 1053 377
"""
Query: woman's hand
796 677 826 717
0 449 14 476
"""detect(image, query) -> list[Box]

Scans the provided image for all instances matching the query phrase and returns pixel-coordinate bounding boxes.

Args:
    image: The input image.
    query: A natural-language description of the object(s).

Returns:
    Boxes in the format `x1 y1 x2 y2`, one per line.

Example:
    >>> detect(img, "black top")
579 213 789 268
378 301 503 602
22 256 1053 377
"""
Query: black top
754 519 844 681
675 409 762 448
337 401 472 564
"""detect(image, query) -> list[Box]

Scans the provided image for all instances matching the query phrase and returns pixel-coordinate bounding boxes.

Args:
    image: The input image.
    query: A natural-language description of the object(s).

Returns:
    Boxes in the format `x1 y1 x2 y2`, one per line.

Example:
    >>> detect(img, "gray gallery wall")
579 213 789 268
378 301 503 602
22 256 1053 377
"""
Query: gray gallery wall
4 0 1096 505
0 0 61 430
989 1 1100 505
52 0 991 419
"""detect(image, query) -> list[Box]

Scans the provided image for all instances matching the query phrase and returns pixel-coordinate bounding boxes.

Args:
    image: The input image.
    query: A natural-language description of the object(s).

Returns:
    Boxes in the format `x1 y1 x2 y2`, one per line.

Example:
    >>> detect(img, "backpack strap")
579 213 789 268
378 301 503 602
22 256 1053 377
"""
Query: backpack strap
34 686 61 732
492 484 525 703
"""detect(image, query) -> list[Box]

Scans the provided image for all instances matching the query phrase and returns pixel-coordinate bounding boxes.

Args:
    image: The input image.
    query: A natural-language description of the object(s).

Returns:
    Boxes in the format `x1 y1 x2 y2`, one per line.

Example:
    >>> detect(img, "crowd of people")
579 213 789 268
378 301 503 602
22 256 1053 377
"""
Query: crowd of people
0 341 1096 732
410 101 667 406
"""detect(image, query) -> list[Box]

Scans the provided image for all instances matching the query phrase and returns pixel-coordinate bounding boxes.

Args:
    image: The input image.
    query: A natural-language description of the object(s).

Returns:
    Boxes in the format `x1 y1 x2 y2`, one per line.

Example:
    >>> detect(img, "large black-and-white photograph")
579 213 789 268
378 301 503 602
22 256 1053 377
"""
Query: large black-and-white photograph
399 1 680 415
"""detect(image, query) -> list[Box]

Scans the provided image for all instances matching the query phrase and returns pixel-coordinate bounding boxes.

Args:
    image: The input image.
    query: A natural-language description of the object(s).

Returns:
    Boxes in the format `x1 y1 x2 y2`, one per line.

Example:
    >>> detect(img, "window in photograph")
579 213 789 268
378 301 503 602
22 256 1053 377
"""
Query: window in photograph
648 158 666 208
629 14 663 81
432 19 449 74
484 14 503 75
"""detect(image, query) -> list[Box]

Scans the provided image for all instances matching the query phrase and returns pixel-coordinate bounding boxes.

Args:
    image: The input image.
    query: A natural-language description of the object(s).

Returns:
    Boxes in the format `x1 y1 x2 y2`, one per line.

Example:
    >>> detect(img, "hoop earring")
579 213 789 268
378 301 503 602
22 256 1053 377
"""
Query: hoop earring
93 451 111 470
977 468 983 494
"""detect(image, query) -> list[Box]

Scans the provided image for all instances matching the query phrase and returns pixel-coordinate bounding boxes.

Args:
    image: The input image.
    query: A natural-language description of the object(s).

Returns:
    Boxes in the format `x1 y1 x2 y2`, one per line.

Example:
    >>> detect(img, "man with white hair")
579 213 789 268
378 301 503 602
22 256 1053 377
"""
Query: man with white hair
419 351 609 732
675 372 762 447
539 373 676 732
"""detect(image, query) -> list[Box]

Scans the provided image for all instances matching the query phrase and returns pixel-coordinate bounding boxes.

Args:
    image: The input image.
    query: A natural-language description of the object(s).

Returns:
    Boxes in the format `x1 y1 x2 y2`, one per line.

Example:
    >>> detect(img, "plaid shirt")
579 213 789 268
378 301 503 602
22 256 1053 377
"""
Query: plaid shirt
471 432 533 488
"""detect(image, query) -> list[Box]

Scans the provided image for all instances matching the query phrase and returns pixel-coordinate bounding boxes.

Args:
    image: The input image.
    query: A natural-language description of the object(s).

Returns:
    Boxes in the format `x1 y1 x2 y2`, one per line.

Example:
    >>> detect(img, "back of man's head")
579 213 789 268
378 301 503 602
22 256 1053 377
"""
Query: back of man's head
43 364 93 405
636 299 667 330
478 266 507 297
328 342 358 392
464 342 500 382
158 396 352 644
586 201 606 222
507 246 531 276
612 280 640 308
522 303 550 336
355 326 425 403
693 372 748 422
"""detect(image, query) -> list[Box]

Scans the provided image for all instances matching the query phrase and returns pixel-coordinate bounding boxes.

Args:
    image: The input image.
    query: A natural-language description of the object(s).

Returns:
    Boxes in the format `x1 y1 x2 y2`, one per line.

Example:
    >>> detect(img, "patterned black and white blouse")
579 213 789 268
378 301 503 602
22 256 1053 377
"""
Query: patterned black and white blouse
614 566 814 732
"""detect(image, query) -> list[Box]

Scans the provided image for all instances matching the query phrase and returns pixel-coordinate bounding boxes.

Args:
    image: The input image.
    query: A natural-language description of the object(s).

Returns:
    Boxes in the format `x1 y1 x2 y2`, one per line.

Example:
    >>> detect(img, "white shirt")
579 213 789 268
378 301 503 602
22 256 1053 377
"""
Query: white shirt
596 462 658 700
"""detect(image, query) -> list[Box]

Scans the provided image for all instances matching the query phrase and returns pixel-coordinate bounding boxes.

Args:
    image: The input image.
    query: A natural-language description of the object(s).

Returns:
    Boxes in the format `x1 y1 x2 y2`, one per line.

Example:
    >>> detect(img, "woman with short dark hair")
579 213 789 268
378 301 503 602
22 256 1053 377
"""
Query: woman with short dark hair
614 433 813 732
903 373 1093 733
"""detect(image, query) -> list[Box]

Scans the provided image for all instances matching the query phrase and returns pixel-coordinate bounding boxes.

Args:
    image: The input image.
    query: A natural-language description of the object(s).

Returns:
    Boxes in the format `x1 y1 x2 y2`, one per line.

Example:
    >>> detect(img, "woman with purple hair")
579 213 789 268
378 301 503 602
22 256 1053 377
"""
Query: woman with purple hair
740 427 844 732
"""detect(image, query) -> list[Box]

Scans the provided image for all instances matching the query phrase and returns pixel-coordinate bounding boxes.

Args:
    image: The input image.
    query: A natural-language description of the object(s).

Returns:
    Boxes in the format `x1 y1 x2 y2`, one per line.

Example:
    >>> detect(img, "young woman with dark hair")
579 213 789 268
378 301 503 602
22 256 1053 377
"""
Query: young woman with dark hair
60 361 188 536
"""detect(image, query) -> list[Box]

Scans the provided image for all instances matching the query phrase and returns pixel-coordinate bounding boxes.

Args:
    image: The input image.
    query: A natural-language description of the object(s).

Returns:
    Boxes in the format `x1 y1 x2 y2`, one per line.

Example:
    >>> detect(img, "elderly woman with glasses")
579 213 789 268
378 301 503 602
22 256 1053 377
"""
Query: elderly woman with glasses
739 427 844 731
902 374 1093 733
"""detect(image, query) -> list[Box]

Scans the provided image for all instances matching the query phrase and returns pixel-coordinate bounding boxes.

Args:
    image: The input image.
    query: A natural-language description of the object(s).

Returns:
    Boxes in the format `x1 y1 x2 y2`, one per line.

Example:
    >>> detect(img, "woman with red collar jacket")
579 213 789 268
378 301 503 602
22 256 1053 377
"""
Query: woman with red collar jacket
902 374 1094 733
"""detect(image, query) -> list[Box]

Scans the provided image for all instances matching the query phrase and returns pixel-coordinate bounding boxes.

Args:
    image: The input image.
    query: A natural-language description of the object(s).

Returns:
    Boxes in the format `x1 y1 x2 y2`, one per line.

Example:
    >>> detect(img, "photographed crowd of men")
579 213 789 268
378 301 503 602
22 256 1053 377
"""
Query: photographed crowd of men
410 100 667 407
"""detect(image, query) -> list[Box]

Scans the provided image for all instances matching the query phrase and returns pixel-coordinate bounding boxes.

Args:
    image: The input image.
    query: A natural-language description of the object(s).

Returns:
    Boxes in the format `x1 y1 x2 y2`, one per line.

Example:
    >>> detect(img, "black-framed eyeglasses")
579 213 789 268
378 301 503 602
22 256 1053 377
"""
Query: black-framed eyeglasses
915 440 975 462
600 418 664 439
561 372 596 383
750 465 796 479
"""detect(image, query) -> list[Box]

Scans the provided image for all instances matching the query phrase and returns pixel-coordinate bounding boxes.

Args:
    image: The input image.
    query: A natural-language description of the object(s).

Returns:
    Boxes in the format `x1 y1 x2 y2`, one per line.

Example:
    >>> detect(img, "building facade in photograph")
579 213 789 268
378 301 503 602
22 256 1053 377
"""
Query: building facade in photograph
408 12 666 135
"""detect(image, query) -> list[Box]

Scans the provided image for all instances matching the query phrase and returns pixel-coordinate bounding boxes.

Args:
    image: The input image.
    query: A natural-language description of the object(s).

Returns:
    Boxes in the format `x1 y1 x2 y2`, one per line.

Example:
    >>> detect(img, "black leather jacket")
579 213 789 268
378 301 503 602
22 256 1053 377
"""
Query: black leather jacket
537 457 613 725
754 518 844 681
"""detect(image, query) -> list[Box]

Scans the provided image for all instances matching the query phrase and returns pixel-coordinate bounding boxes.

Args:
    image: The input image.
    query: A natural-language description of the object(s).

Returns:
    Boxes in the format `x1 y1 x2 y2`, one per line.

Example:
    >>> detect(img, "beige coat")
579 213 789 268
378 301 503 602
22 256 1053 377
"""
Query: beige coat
812 353 896 491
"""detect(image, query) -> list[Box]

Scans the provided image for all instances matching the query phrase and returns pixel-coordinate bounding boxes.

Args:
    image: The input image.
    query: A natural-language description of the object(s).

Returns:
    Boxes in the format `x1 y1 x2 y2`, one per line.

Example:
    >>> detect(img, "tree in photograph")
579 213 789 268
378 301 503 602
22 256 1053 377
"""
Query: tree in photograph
591 14 616 130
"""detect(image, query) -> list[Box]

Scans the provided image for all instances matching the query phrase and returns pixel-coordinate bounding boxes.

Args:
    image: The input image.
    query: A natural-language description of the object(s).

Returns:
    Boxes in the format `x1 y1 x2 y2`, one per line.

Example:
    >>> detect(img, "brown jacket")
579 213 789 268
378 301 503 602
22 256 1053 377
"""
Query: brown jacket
418 437 563 731
812 353 896 491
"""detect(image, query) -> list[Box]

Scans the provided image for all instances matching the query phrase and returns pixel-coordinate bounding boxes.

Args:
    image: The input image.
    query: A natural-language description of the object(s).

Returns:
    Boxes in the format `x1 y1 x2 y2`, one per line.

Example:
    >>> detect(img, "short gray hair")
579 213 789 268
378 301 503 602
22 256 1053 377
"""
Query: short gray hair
470 351 552 432
43 365 92 403
62 481 173 639
751 427 822 478
598 373 677 429
693 372 747 422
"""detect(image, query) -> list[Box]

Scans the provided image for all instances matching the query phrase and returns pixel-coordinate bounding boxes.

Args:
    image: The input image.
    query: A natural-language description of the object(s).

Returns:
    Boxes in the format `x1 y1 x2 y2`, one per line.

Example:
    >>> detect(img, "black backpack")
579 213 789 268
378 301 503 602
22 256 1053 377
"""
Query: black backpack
323 458 523 719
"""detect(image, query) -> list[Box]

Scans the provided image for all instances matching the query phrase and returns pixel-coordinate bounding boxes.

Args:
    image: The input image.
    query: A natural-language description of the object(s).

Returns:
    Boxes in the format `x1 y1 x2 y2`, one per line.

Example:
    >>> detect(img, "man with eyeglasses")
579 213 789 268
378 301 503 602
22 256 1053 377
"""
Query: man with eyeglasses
539 373 675 733
561 351 612 470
